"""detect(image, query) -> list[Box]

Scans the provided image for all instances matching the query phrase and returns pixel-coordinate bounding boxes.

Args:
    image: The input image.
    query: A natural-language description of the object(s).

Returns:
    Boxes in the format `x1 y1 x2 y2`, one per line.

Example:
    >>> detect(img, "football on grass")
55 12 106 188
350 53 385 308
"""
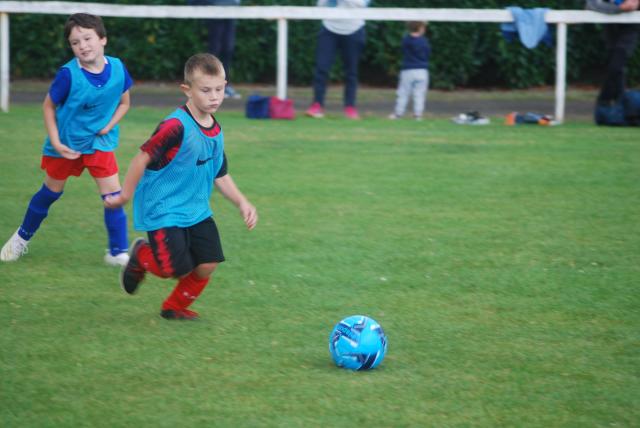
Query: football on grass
329 315 387 371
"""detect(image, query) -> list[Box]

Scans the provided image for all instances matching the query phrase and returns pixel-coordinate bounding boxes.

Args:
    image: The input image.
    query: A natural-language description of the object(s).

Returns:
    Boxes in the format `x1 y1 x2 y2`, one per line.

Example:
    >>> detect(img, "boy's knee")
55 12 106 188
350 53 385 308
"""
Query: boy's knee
31 184 63 211
192 262 218 278
44 177 67 193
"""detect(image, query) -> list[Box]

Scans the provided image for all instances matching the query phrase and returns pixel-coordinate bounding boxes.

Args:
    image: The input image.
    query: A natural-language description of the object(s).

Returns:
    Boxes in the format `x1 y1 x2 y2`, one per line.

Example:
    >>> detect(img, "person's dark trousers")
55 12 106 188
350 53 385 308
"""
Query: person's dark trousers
598 24 640 105
206 19 237 79
312 26 366 108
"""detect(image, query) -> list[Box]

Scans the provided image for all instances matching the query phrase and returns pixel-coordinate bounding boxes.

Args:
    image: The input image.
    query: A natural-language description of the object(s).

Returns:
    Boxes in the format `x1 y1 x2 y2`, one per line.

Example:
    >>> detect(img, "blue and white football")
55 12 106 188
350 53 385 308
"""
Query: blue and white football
329 315 387 371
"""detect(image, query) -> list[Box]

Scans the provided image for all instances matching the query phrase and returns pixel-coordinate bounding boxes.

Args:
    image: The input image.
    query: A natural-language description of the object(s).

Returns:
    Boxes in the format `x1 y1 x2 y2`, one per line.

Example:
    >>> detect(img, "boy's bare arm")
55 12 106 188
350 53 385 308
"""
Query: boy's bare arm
43 94 81 160
215 174 258 230
99 90 131 135
104 150 151 208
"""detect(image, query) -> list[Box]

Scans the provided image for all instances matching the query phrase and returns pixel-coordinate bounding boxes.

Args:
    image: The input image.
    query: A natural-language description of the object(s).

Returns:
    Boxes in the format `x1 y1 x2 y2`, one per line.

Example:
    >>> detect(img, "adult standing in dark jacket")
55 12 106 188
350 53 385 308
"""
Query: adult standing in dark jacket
586 0 640 105
190 0 242 99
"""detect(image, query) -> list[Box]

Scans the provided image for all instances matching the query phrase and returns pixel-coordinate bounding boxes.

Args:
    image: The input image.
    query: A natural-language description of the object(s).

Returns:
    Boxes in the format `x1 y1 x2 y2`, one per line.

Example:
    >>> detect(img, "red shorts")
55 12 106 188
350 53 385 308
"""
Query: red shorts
41 150 119 180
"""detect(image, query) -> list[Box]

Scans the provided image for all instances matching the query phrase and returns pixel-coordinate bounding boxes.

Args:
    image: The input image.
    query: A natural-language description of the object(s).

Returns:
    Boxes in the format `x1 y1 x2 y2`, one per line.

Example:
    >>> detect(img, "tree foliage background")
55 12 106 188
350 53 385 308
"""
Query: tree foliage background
8 0 640 88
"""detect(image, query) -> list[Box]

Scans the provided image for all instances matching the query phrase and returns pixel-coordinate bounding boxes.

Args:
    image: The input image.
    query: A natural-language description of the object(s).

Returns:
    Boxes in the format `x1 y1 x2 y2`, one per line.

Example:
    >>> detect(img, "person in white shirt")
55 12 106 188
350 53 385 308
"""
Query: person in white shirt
305 0 371 120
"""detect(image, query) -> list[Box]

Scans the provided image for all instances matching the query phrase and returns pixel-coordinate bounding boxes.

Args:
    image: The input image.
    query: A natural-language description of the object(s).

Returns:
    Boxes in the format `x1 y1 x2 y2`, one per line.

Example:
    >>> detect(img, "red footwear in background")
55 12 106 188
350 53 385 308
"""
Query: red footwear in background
305 102 324 118
344 106 360 120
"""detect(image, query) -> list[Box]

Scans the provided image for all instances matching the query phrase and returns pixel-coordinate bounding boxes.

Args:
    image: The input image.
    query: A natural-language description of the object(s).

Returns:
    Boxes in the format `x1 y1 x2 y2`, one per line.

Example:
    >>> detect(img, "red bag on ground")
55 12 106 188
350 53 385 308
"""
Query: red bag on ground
269 97 296 120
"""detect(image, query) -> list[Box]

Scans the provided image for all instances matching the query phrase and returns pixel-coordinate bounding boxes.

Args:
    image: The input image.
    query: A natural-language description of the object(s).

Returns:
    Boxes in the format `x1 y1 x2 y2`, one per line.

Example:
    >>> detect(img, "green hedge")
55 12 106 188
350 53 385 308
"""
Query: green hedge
8 0 640 88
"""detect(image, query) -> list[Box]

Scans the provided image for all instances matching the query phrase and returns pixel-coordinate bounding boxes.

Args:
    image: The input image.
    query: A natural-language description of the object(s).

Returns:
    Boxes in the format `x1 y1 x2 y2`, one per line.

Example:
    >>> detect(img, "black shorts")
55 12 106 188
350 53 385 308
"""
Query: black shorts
147 217 225 278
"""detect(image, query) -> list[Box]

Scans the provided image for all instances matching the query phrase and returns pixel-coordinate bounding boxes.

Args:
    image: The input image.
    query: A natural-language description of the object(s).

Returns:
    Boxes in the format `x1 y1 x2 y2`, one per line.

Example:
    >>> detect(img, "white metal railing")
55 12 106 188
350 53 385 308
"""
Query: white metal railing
1 2 640 121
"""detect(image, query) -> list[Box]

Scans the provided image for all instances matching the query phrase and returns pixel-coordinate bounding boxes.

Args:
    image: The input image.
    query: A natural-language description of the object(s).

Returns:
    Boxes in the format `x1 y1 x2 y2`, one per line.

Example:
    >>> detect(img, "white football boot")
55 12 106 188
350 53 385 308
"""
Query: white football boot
104 250 130 267
0 229 29 262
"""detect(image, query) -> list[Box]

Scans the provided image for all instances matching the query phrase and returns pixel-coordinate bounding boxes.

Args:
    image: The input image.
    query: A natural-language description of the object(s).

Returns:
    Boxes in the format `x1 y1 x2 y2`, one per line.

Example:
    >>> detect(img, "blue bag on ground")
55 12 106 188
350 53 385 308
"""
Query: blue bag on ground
594 102 627 126
623 90 640 125
246 95 270 119
595 90 640 126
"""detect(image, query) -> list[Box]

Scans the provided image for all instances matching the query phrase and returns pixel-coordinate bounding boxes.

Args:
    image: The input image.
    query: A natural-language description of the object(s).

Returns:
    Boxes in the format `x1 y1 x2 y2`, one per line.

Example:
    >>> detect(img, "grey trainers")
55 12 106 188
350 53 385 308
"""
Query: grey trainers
224 85 241 100
452 111 490 125
1 229 29 262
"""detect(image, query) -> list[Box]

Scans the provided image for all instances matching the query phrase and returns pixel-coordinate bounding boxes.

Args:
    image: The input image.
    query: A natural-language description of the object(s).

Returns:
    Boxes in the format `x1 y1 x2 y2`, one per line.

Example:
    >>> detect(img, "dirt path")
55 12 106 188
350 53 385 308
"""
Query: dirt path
10 81 596 120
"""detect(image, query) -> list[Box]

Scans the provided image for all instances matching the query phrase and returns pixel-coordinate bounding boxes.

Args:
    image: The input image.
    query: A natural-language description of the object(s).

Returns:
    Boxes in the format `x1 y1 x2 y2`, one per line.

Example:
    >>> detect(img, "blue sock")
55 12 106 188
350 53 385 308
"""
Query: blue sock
18 184 63 240
102 191 129 256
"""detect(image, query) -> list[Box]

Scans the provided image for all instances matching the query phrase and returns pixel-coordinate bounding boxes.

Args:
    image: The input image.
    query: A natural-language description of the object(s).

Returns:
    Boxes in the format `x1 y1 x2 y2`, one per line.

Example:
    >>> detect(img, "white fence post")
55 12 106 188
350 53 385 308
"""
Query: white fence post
0 12 8 112
276 17 288 100
555 22 568 123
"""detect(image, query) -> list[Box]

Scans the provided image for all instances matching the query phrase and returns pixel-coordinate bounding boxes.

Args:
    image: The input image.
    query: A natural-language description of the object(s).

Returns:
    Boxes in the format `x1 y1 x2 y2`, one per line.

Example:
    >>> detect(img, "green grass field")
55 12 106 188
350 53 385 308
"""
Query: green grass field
1 105 639 427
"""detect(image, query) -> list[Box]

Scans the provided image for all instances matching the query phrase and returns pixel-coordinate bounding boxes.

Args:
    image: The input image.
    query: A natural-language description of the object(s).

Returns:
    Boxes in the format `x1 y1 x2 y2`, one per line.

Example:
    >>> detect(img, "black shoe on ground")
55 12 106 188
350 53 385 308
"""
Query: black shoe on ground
160 309 199 321
120 237 147 295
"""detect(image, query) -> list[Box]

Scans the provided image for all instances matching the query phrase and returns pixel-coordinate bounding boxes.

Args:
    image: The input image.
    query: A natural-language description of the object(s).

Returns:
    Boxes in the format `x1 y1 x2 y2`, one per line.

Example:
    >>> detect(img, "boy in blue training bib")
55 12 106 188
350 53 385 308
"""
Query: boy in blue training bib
1 13 133 266
104 53 258 321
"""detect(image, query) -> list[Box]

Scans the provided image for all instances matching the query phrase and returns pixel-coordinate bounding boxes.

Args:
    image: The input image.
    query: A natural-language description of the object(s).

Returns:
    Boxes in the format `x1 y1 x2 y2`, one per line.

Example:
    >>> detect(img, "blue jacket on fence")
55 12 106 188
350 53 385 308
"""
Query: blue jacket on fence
501 7 553 49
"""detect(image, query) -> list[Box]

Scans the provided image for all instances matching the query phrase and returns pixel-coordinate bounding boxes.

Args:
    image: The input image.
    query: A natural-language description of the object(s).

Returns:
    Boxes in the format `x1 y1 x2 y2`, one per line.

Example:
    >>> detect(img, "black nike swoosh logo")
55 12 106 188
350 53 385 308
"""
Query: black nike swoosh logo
196 157 213 166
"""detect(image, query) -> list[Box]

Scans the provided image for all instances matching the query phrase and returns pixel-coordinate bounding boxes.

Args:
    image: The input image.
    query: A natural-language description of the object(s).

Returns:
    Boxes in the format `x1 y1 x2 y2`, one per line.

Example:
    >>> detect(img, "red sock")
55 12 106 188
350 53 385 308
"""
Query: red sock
137 244 170 278
161 272 210 311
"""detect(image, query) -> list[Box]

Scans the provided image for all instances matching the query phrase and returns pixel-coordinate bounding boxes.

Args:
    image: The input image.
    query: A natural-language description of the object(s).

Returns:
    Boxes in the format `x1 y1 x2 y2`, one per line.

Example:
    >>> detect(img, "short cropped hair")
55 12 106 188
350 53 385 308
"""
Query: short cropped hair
184 53 225 85
407 21 427 33
64 13 107 40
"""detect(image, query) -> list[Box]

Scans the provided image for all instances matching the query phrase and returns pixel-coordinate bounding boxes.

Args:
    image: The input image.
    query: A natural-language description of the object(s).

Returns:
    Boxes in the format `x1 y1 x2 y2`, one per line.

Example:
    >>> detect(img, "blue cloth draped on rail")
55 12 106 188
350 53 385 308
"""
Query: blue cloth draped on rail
501 7 553 49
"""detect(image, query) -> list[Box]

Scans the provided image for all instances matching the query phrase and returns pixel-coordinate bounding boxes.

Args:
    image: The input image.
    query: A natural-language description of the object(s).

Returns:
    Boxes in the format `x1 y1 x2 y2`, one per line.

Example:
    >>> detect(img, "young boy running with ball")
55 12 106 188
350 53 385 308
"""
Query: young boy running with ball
1 13 133 266
104 53 257 320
